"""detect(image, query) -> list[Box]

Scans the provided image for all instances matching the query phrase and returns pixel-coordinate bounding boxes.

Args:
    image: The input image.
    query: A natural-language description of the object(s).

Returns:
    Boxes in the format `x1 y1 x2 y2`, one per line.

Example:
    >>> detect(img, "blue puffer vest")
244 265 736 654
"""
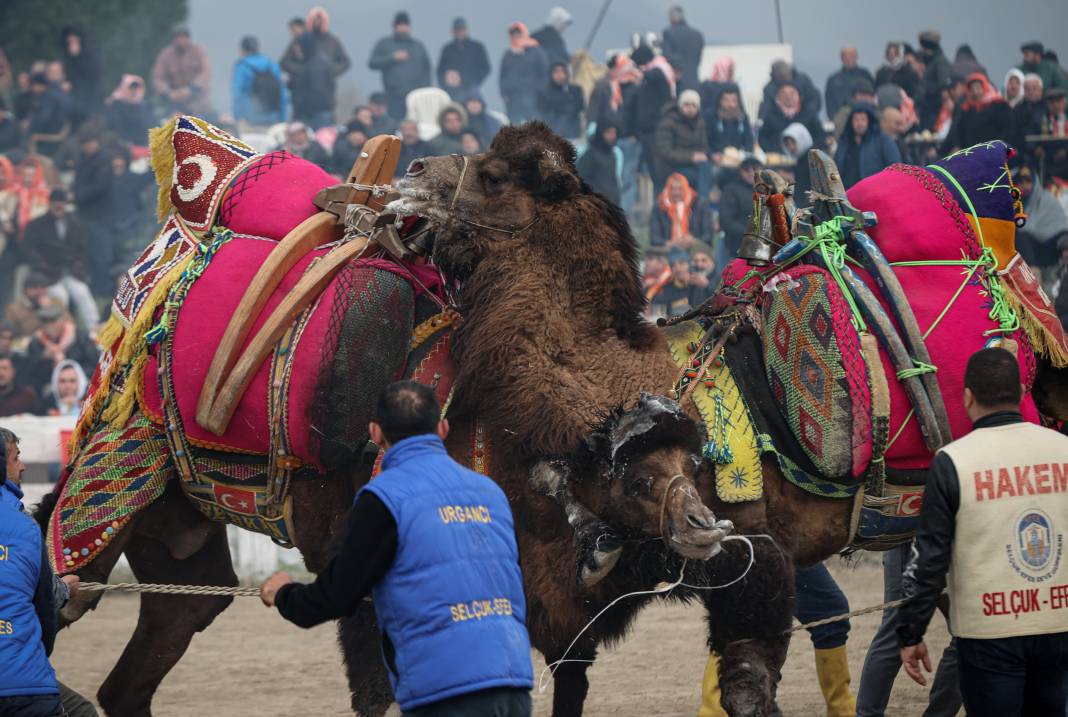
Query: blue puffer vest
359 435 533 710
0 493 58 696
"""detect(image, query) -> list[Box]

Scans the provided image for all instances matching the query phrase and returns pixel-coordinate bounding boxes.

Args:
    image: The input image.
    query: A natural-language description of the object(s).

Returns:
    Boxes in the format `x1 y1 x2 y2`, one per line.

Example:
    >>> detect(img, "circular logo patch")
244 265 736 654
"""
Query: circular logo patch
1016 510 1053 571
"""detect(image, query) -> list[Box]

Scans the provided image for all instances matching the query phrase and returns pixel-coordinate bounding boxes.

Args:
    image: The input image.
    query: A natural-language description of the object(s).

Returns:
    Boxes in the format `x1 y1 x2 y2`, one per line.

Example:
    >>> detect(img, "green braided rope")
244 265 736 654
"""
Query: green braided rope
145 226 234 345
703 392 734 464
808 216 868 332
925 163 1017 335
896 361 937 380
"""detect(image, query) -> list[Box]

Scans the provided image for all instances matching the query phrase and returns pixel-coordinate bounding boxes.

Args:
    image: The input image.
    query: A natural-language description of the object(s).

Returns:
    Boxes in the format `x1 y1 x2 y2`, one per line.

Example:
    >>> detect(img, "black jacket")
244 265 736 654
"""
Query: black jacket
760 70 822 118
587 77 636 133
705 113 754 154
875 64 921 101
23 329 99 395
919 49 953 130
576 137 621 206
23 213 87 282
368 34 432 100
758 105 825 154
630 70 674 136
537 81 585 138
437 38 490 90
661 21 704 91
330 138 364 178
945 100 1015 152
718 174 753 257
530 25 569 66
897 411 1024 646
290 35 337 116
74 151 114 223
277 492 397 627
825 66 874 118
25 88 70 136
105 100 156 146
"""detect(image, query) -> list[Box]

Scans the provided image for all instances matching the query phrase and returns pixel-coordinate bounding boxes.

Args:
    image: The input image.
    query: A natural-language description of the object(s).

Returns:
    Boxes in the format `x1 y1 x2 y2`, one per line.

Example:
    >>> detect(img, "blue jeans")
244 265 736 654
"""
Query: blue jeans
957 632 1068 717
0 693 66 716
795 562 850 649
401 687 532 716
856 544 962 717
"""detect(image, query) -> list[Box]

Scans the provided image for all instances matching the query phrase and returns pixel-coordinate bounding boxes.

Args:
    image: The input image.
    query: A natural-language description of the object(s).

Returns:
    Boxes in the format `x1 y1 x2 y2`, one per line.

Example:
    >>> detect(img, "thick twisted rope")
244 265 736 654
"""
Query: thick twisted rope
81 581 261 597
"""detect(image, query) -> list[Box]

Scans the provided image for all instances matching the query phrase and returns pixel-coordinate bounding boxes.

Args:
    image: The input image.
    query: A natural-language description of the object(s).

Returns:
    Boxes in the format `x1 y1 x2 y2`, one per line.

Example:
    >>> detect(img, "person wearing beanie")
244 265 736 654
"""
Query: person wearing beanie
288 31 338 129
661 5 704 92
759 59 822 121
531 7 572 67
653 89 709 194
437 17 491 98
536 62 585 139
916 29 953 131
832 77 876 138
368 11 432 120
462 89 501 147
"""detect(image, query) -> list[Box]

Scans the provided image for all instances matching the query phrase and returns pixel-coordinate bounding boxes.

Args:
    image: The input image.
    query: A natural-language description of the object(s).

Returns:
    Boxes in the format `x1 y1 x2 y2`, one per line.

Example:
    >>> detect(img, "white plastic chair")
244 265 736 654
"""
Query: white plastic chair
405 87 452 141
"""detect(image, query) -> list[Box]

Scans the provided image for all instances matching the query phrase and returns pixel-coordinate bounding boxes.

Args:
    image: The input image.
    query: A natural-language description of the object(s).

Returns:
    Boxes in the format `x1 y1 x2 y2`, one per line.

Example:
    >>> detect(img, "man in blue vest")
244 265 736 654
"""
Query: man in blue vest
261 381 534 716
0 427 86 717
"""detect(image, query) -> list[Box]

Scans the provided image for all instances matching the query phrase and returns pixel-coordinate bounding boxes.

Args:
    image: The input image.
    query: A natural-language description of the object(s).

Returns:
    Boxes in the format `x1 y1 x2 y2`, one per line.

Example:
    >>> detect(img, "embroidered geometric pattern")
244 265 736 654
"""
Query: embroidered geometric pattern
48 412 172 573
763 267 872 480
169 116 257 233
665 321 763 503
112 214 198 327
756 434 860 499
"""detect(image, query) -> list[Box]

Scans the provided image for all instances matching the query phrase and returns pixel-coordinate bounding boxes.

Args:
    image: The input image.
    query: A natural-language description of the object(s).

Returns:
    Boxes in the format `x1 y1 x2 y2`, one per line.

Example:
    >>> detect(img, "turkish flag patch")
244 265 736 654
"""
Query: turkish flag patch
213 485 258 515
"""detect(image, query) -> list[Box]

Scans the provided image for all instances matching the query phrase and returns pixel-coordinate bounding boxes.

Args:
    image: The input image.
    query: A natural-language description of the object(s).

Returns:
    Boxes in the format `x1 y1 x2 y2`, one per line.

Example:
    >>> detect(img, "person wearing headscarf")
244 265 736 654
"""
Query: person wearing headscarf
104 75 155 146
1004 68 1026 109
781 122 815 207
531 7 572 67
587 53 641 131
499 22 549 124
875 42 921 101
699 56 736 117
40 359 87 417
282 122 329 170
650 172 714 247
943 72 1014 152
628 46 678 180
1013 164 1068 269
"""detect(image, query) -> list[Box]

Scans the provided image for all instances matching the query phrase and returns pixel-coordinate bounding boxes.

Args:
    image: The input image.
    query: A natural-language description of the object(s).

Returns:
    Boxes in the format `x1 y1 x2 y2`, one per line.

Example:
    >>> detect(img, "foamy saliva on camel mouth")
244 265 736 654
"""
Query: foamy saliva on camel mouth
532 394 734 585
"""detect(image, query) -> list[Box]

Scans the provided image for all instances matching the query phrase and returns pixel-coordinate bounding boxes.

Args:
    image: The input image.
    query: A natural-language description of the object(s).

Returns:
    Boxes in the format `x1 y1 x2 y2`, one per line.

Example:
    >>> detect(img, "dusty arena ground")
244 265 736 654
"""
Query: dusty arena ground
53 558 954 716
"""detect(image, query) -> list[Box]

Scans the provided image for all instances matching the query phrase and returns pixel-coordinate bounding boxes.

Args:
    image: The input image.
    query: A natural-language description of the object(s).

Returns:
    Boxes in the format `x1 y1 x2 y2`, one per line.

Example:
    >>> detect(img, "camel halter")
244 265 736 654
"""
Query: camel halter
658 473 687 544
448 155 541 238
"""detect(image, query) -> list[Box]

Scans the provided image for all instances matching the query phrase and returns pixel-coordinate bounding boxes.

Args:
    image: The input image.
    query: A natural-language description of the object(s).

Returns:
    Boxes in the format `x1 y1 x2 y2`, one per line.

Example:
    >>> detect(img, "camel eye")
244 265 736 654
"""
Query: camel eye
624 475 654 498
482 172 504 188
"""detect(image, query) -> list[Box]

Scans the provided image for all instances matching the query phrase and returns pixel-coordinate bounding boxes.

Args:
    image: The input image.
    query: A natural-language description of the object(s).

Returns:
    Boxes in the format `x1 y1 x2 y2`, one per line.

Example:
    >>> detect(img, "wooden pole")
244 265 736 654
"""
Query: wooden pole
583 0 614 52
773 0 784 44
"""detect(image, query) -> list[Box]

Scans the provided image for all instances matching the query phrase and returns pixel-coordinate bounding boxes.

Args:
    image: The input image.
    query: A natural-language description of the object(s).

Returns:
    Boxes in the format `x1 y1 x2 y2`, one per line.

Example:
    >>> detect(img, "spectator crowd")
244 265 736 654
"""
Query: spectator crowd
3 5 1068 423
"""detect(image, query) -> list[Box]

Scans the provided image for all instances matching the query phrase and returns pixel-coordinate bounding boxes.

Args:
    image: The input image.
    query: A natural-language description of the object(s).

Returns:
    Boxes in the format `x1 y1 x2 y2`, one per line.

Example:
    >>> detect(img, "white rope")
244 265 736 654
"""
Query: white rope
347 182 394 197
81 581 260 597
537 533 765 693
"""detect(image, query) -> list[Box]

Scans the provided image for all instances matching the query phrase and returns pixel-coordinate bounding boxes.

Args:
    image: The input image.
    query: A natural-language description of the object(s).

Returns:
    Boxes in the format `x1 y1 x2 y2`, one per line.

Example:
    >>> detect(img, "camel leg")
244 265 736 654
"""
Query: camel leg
701 538 793 717
96 509 236 717
338 601 394 716
543 637 597 717
530 461 622 587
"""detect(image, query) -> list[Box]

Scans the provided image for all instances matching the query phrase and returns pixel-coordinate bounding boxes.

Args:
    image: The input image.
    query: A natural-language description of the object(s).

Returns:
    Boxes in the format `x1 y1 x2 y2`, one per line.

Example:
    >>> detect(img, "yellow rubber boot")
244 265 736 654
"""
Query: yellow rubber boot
698 653 729 717
814 645 857 717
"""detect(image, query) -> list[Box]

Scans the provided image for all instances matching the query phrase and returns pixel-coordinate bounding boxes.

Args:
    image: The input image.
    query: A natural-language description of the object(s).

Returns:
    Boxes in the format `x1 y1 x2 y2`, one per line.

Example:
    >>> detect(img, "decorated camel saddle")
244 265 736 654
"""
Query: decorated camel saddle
49 117 454 572
696 141 1068 550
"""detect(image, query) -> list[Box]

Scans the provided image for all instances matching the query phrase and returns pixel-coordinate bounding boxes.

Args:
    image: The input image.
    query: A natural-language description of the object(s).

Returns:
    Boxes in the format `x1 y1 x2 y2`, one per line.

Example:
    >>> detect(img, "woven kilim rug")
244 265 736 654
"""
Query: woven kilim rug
47 412 173 574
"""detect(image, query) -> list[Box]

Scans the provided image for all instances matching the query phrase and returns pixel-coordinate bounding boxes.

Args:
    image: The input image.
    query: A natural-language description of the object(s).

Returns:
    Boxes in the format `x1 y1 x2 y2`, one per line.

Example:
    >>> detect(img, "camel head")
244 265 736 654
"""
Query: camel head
572 394 733 560
390 121 649 346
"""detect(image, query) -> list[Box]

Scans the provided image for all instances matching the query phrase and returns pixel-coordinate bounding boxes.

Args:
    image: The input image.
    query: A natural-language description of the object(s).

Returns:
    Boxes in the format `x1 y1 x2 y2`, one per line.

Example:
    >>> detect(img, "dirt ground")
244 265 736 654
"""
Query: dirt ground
53 559 955 717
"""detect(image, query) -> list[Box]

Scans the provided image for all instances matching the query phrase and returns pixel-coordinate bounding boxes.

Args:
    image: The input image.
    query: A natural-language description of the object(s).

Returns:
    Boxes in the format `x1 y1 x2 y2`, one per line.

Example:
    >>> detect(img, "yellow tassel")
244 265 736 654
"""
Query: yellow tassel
100 352 148 427
1003 291 1068 368
96 313 124 350
148 117 178 221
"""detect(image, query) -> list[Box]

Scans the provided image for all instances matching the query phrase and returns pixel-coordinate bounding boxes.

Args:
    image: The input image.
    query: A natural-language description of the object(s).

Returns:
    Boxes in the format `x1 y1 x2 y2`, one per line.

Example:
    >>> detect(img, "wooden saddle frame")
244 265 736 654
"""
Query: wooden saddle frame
195 135 402 436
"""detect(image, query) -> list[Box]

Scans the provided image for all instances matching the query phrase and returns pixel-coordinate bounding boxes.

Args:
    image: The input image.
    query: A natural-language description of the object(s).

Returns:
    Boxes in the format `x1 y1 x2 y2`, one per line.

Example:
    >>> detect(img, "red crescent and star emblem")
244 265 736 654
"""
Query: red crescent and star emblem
213 485 258 516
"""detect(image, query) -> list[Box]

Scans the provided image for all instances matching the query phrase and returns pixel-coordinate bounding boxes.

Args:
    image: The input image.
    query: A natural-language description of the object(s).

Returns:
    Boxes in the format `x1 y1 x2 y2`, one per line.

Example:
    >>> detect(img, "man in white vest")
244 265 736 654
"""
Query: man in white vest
897 347 1068 716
